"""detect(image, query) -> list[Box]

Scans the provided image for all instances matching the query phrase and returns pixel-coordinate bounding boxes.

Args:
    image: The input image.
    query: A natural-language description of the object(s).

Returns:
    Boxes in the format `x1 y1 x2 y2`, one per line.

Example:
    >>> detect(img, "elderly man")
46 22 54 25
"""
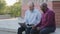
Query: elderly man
33 3 56 34
17 2 42 34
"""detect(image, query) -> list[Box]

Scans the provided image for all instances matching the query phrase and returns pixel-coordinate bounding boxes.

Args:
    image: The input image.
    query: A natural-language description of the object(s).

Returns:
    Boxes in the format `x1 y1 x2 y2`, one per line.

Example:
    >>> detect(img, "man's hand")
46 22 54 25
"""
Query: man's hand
37 27 40 31
32 25 36 29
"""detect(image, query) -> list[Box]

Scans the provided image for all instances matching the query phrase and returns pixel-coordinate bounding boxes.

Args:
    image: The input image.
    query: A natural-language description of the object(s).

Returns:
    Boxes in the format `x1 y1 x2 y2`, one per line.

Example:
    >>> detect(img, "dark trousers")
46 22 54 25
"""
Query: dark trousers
18 27 55 34
30 28 39 34
17 27 38 34
26 27 38 34
17 27 25 34
39 27 55 34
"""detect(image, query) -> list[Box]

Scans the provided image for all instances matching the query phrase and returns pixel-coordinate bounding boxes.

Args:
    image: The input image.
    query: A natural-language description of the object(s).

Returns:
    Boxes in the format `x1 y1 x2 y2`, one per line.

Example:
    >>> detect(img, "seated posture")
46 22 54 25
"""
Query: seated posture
30 3 56 34
17 2 42 34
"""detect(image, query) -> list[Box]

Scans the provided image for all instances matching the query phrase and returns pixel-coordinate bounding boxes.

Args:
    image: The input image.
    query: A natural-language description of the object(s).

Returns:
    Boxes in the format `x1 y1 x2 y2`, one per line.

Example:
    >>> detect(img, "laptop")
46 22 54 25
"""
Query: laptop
18 23 26 27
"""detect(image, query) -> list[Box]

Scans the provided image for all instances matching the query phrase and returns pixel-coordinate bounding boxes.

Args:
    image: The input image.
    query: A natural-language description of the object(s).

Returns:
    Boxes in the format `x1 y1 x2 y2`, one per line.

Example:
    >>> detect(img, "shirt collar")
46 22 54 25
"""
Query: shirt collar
44 8 49 14
29 9 35 13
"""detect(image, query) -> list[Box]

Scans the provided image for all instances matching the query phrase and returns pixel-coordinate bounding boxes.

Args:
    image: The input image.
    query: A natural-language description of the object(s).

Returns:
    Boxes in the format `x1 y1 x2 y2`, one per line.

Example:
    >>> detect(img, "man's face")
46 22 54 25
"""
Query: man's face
40 5 46 12
29 5 34 11
40 3 47 13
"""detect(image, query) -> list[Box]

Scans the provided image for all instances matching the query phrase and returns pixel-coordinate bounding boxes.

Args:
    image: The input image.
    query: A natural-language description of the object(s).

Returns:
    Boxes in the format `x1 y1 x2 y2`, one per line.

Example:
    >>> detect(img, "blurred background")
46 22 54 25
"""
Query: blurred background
21 0 60 27
0 0 21 34
0 0 60 34
0 0 21 18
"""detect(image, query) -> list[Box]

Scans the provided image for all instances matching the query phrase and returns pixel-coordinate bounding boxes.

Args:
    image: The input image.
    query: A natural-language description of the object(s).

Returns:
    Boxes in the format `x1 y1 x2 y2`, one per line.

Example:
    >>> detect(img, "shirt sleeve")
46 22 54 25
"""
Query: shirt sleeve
24 11 28 24
34 12 42 26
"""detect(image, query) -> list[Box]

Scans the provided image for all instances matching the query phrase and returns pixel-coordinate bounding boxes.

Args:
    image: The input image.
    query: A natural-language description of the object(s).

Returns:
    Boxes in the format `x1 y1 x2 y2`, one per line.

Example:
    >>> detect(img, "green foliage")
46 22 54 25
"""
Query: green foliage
0 0 21 17
0 0 6 15
9 2 21 17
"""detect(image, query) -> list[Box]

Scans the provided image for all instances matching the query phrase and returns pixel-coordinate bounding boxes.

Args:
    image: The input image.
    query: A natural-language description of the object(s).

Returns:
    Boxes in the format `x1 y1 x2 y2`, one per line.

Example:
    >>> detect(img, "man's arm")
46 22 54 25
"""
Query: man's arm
24 11 28 25
32 10 42 29
35 12 42 26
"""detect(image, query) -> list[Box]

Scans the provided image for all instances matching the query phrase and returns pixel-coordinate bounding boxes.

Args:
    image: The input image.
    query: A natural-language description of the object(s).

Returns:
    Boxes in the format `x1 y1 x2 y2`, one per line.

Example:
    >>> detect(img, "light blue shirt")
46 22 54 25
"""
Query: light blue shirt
24 9 42 26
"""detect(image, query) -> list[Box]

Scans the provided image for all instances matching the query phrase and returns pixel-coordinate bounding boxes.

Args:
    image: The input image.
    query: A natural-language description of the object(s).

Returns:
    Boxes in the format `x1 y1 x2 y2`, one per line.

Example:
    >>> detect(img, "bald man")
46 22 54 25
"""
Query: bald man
17 2 42 34
33 3 56 34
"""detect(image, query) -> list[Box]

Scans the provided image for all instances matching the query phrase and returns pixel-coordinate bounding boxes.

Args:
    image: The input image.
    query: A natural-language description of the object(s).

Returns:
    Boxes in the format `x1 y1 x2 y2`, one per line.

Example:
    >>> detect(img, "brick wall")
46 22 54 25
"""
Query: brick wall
53 1 60 27
21 2 53 17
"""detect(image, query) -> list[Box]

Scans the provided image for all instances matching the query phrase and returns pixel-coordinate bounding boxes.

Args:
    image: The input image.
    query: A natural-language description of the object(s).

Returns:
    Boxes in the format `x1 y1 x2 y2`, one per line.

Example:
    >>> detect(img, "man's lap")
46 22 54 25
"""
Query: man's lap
39 27 55 34
26 27 38 34
30 29 39 34
18 27 55 34
25 27 32 34
18 27 25 32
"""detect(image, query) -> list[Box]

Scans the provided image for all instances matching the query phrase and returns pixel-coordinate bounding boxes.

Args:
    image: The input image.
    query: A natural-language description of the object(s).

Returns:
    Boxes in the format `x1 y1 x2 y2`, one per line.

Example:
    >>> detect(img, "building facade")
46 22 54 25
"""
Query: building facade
21 0 60 27
52 0 60 27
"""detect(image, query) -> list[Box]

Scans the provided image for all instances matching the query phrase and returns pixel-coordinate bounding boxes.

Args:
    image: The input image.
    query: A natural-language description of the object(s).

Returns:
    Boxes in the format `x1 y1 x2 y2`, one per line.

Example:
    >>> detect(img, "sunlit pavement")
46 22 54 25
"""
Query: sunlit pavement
0 18 60 34
0 18 19 34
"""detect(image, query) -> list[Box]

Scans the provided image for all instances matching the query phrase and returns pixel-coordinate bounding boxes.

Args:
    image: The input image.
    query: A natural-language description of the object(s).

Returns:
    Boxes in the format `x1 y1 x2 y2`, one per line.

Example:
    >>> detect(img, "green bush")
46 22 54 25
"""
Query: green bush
0 0 21 17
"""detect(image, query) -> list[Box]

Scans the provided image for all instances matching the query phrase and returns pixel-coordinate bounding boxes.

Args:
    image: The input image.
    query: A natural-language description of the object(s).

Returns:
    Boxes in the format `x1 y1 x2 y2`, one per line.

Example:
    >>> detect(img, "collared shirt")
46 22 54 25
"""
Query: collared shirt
36 8 56 29
24 9 42 26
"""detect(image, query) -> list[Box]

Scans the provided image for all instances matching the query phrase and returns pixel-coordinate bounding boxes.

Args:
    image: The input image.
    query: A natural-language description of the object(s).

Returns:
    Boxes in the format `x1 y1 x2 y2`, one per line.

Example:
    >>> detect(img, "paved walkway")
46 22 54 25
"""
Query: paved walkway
0 18 60 34
0 17 24 34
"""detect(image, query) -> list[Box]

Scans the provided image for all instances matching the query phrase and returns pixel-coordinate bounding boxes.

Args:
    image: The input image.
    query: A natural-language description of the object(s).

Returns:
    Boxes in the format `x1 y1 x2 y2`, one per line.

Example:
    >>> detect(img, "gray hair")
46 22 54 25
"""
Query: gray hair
28 2 34 6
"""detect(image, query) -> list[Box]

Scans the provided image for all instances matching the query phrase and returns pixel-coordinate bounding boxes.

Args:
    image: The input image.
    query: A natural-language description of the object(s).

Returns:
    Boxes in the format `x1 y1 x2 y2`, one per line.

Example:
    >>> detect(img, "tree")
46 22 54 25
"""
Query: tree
9 0 21 17
0 0 6 15
0 0 21 17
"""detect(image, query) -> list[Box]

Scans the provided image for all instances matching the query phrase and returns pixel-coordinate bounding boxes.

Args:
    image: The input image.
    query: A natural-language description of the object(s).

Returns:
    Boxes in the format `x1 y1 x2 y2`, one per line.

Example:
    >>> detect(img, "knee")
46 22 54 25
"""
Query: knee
39 30 48 34
18 27 20 30
18 27 22 32
39 31 44 34
30 29 37 34
30 29 35 33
